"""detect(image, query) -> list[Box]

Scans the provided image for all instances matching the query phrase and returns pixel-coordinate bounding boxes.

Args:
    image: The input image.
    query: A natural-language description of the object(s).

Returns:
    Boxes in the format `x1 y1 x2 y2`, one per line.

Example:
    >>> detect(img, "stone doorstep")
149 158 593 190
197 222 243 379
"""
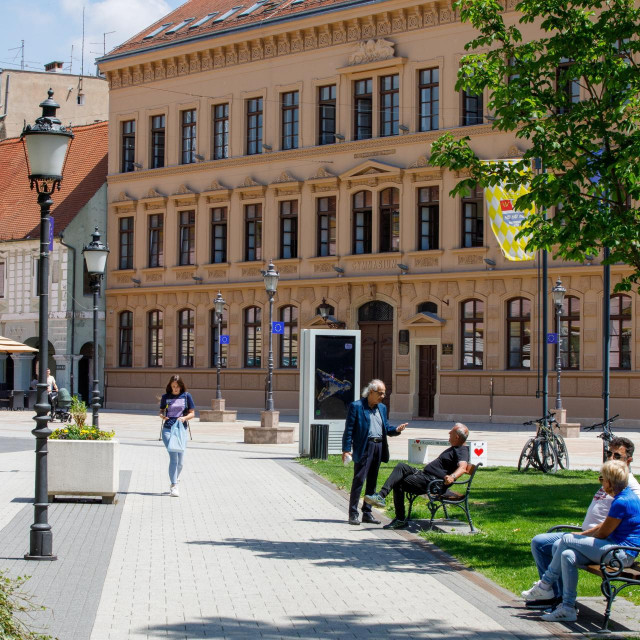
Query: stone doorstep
199 409 238 422
243 425 295 444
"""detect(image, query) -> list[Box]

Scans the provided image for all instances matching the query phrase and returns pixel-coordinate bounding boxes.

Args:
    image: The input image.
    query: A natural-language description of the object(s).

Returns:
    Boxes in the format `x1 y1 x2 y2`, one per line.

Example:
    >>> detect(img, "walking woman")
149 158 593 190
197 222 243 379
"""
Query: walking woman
159 375 195 497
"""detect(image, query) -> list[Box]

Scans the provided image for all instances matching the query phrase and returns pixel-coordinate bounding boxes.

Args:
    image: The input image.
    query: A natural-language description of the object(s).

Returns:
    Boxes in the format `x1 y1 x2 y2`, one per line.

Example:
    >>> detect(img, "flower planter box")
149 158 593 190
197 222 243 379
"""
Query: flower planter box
48 439 119 504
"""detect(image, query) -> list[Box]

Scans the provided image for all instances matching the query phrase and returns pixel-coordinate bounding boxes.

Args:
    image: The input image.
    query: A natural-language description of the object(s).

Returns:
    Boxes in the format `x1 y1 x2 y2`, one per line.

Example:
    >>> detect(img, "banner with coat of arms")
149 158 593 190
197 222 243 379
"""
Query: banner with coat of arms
483 160 535 261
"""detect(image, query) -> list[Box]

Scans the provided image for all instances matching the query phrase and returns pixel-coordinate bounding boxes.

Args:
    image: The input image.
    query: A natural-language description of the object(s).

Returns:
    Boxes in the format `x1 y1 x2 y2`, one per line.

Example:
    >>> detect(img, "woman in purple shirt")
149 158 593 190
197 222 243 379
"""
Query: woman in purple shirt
159 375 195 497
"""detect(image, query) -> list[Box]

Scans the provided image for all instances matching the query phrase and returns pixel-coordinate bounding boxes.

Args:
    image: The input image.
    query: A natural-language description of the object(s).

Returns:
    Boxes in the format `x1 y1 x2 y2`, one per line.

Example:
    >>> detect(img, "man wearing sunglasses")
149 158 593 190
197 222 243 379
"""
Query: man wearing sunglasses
342 379 407 526
526 436 640 610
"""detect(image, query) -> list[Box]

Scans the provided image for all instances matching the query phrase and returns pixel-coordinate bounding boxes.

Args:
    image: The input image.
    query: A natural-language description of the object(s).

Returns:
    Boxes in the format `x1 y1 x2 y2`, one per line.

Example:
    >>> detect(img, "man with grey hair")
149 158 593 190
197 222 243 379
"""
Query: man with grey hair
342 379 407 526
364 423 470 529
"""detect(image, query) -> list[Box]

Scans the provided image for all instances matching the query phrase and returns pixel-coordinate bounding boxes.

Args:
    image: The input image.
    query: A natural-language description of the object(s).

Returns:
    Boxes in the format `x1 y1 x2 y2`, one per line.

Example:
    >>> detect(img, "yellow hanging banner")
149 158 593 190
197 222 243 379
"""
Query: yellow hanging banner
483 160 535 261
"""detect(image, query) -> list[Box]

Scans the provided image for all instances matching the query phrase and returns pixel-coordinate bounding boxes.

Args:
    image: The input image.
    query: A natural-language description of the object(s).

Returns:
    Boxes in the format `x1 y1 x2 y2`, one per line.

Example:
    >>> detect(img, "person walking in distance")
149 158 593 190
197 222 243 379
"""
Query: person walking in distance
159 375 195 497
342 379 407 525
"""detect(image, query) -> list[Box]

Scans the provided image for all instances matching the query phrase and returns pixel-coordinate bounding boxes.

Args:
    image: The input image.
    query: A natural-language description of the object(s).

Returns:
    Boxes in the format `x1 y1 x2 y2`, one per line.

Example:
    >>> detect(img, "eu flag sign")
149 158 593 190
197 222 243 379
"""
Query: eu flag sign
547 333 559 344
272 322 285 334
219 335 230 345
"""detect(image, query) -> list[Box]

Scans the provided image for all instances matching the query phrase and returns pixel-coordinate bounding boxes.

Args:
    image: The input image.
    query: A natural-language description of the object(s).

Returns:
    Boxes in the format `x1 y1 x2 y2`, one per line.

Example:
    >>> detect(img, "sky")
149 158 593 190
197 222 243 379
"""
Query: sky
1 0 186 75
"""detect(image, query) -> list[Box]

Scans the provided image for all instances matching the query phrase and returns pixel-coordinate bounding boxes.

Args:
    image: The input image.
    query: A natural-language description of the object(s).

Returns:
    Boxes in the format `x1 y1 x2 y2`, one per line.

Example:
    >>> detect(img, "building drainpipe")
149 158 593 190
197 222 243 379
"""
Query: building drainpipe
58 233 76 396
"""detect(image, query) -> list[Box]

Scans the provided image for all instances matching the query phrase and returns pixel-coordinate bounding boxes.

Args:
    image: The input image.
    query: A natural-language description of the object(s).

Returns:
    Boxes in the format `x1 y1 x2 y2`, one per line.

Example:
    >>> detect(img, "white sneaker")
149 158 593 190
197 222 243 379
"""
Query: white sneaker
542 604 577 622
170 484 179 497
521 580 554 601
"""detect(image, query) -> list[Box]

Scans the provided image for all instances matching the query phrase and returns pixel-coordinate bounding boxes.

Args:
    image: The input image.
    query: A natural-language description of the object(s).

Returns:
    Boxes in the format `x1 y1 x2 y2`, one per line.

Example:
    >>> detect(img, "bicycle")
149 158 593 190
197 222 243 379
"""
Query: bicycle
584 414 619 462
518 412 570 473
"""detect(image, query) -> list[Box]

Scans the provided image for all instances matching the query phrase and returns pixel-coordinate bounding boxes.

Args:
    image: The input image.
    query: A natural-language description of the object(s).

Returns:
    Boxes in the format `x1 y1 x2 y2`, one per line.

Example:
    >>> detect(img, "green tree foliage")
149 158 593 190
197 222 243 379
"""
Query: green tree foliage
430 0 640 289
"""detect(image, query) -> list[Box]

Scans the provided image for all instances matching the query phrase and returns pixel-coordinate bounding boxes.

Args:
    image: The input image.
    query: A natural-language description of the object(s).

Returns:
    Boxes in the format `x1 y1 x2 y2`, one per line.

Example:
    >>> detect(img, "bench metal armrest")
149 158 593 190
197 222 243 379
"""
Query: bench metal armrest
600 545 640 576
547 524 582 533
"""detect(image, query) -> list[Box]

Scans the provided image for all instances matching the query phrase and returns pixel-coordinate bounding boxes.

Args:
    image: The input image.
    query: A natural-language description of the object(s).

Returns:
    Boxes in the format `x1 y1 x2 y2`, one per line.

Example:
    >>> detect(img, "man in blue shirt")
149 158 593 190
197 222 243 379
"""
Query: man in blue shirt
342 379 407 525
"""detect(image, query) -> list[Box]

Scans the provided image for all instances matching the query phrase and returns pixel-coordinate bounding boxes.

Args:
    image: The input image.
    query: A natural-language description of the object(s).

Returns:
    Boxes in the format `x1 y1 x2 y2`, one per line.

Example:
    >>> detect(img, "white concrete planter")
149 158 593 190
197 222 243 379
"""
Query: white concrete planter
48 439 119 503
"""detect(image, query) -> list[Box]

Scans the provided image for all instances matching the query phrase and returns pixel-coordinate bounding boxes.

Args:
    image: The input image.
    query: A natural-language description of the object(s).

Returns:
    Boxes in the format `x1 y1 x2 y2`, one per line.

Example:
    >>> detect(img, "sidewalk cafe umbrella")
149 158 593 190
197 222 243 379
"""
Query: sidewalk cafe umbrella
0 336 38 353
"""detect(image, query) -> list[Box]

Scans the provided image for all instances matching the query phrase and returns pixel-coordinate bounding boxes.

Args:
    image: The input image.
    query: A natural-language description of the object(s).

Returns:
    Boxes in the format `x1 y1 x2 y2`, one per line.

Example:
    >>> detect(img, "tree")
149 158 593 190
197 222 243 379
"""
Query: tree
430 0 640 289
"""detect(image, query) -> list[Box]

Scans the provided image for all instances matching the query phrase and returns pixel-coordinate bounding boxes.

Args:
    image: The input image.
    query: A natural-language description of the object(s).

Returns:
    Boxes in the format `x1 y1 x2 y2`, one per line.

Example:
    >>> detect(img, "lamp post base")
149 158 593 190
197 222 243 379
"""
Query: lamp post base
199 398 238 422
24 554 57 561
243 425 294 444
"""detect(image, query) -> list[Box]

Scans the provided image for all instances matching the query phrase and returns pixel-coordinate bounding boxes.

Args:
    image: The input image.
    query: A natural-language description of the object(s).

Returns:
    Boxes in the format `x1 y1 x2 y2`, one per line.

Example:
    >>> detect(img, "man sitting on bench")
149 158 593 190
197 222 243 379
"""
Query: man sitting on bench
363 423 470 529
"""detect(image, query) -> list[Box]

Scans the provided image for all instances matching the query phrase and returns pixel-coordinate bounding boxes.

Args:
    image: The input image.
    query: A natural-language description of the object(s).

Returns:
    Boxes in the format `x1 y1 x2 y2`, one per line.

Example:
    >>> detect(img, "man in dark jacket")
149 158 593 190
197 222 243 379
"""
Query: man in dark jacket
342 379 407 525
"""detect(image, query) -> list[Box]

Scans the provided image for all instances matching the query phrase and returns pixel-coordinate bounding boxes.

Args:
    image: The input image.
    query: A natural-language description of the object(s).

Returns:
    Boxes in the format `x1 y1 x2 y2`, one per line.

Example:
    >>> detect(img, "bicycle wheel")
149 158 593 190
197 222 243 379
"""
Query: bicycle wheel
533 437 558 474
553 433 570 470
518 437 536 472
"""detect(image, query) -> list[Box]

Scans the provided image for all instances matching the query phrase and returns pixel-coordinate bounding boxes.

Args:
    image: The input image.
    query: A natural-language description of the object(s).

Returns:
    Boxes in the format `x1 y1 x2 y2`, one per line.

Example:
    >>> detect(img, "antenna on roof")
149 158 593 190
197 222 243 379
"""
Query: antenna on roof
81 5 85 76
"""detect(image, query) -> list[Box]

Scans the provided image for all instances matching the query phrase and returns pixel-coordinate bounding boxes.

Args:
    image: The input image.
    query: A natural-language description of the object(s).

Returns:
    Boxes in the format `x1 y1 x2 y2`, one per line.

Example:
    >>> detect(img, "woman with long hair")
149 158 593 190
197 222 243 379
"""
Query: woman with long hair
159 375 195 497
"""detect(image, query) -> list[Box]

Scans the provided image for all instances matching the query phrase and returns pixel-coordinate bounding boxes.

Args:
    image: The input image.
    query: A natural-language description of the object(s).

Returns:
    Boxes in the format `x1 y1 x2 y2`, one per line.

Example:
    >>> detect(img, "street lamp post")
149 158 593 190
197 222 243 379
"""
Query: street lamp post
213 291 226 400
21 89 73 561
552 278 566 411
263 261 279 413
82 228 110 428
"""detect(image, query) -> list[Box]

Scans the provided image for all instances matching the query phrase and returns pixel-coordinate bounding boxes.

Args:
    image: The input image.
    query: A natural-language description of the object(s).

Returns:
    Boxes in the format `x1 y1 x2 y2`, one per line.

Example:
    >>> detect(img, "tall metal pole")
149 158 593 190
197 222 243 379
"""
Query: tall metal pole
91 276 101 427
542 248 548 417
603 249 611 462
216 311 222 400
26 188 56 560
555 301 563 410
266 292 274 412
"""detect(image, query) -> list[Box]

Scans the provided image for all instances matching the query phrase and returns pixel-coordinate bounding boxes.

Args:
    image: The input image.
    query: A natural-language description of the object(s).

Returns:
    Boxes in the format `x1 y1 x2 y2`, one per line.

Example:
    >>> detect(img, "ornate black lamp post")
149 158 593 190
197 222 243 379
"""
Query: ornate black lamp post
213 291 226 400
21 89 73 560
552 278 566 411
82 227 109 428
263 261 279 413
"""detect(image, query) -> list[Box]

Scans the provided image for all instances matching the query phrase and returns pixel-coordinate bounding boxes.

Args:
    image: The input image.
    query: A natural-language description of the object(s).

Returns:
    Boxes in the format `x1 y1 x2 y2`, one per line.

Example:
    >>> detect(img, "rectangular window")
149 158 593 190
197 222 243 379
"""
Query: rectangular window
461 300 484 369
121 120 135 173
317 196 336 257
213 103 229 160
556 59 580 114
148 214 164 268
118 216 134 270
178 309 194 368
462 187 484 248
461 90 483 126
281 91 299 150
317 85 336 145
418 187 439 250
354 79 373 140
245 204 262 261
244 306 262 367
246 98 263 155
379 74 399 137
178 210 195 266
119 311 133 368
150 115 165 169
279 306 298 368
352 191 372 254
279 200 298 259
379 188 399 252
418 68 439 132
211 207 228 263
181 109 197 164
148 310 163 368
0 262 4 298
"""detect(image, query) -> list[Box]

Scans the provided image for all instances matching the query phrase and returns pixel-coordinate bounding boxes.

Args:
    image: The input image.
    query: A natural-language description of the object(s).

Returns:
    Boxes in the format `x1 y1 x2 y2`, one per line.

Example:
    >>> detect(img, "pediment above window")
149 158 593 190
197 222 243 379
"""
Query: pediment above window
404 311 445 326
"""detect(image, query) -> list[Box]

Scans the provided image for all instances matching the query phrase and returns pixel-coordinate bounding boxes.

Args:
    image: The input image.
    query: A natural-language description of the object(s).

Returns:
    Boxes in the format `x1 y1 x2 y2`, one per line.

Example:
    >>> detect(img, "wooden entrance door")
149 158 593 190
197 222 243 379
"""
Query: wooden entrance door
359 322 393 410
418 345 437 418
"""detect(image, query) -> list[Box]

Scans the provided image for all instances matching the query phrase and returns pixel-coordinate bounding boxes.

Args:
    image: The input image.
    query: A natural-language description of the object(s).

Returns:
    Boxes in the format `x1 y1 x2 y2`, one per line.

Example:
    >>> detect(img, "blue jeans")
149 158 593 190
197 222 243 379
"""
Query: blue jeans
531 532 564 597
161 426 186 484
541 533 635 606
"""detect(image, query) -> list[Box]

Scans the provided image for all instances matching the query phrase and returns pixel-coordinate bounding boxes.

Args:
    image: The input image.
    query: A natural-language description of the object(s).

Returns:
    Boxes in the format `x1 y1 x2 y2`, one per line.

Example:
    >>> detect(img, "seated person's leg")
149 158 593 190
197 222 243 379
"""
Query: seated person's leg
392 471 430 521
531 532 564 598
379 462 418 499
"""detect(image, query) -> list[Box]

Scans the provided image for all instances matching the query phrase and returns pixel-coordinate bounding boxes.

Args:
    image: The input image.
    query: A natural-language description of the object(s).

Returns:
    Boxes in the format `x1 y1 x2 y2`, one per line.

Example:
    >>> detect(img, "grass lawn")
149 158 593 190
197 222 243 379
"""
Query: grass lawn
297 456 640 607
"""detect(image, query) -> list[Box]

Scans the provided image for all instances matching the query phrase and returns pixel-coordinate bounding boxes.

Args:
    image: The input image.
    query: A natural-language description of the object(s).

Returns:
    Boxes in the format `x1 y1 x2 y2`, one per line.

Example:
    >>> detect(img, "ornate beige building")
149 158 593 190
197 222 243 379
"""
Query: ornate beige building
98 0 639 425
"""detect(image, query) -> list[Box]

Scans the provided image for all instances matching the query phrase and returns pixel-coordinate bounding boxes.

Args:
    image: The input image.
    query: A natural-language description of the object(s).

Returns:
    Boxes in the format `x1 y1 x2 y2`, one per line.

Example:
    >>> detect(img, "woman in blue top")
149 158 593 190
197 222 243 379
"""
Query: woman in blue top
523 459 640 621
159 375 195 497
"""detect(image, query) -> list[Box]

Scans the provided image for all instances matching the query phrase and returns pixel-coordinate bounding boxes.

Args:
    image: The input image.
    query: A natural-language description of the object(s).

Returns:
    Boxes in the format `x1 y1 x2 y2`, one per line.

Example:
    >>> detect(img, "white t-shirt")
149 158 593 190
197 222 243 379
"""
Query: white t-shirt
582 471 640 530
46 375 57 392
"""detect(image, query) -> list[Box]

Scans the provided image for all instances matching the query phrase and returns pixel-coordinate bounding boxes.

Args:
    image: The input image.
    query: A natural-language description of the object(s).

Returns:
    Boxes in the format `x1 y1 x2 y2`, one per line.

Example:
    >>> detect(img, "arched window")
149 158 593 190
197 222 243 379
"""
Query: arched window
561 296 580 369
358 300 394 322
177 308 194 368
417 301 438 315
148 310 163 368
460 299 483 369
279 306 298 368
210 308 228 369
610 294 632 370
244 306 262 368
118 311 133 368
352 191 372 254
379 187 399 252
506 297 531 369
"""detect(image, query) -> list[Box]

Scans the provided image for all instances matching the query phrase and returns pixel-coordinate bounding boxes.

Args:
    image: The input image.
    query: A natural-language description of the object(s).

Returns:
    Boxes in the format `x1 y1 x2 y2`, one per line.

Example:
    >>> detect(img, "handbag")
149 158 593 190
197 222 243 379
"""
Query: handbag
167 419 187 453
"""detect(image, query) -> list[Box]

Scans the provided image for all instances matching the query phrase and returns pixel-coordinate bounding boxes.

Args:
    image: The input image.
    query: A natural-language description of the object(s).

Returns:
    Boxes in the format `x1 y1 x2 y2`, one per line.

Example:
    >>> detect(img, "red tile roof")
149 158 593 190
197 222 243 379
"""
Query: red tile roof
106 0 371 58
0 121 107 241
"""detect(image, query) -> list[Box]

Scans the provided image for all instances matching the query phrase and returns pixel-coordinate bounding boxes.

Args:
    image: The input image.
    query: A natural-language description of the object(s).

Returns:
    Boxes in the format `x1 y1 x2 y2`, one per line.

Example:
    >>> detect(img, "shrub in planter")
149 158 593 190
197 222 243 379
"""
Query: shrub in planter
68 396 88 429
50 425 114 440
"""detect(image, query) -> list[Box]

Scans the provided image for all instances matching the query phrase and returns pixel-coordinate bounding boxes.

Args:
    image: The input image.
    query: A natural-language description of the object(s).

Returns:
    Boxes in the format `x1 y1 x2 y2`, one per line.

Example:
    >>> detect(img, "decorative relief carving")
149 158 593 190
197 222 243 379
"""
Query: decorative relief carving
145 272 162 282
154 61 165 80
361 18 376 38
290 31 303 52
226 46 237 65
166 58 177 78
176 271 193 281
347 38 395 65
121 68 132 86
241 176 261 187
242 267 262 277
314 263 333 272
409 154 430 168
115 191 135 202
304 28 317 50
440 6 453 23
310 166 334 179
377 14 391 35
352 258 398 271
209 179 228 191
146 188 165 198
408 8 423 29
201 52 212 70
347 20 361 41
116 275 131 284
207 269 226 278
458 254 484 265
271 171 297 184
279 265 297 274
318 27 331 47
391 12 406 32
189 53 201 73
214 52 225 68
250 41 262 60
178 55 188 75
415 256 439 267
143 63 153 82
502 144 525 158
312 184 335 193
173 184 197 196
278 34 290 55
238 44 251 63
264 36 276 57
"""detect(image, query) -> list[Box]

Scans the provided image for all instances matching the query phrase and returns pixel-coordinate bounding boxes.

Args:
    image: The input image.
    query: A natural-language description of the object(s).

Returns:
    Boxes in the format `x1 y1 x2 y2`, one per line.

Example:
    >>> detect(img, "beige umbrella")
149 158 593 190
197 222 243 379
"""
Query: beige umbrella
0 336 38 353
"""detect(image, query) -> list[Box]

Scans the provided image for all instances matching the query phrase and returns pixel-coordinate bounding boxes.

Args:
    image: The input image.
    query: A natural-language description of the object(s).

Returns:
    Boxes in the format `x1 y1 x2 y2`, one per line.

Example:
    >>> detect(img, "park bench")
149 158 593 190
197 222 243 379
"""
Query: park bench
405 462 482 533
549 524 640 631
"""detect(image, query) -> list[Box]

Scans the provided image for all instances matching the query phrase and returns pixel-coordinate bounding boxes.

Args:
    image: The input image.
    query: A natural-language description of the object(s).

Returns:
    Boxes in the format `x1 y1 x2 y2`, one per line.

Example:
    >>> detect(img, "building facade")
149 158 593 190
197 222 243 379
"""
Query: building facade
98 0 639 424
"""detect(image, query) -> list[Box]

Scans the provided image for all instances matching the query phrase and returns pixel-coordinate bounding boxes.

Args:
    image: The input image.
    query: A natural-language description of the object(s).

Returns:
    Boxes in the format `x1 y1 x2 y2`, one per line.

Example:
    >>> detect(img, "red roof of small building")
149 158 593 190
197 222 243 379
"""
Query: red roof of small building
106 0 371 58
0 121 108 241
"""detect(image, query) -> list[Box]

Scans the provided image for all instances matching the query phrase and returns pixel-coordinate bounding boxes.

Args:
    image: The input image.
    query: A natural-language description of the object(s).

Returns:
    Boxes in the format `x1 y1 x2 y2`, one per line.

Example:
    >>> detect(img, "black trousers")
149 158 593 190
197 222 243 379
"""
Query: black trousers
380 462 436 520
348 440 383 518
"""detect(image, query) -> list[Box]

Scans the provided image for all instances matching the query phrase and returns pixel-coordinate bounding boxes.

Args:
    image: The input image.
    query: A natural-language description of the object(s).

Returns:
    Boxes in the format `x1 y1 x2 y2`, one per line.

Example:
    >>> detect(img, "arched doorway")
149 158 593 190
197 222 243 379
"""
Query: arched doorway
78 342 94 403
358 301 394 410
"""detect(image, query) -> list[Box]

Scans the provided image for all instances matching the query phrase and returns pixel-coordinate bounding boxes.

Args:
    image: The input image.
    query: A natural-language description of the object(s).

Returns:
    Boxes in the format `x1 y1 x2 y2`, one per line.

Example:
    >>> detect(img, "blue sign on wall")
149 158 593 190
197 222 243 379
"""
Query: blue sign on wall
272 321 285 334
219 335 230 345
547 333 559 344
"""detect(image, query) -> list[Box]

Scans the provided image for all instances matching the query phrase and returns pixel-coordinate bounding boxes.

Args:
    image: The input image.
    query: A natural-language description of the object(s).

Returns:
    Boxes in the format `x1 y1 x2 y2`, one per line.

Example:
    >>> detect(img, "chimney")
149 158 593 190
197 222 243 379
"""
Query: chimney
44 61 64 73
